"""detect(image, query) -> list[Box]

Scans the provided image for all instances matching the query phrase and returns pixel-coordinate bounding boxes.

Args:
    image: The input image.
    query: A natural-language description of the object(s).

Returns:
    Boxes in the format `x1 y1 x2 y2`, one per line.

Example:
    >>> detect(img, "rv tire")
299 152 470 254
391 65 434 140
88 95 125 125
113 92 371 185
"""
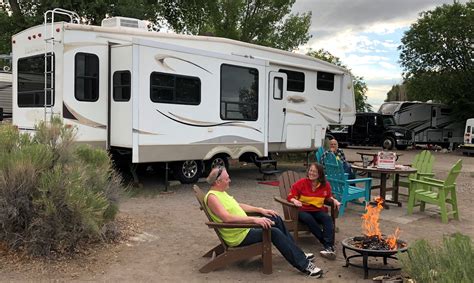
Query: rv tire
173 160 203 184
205 156 229 174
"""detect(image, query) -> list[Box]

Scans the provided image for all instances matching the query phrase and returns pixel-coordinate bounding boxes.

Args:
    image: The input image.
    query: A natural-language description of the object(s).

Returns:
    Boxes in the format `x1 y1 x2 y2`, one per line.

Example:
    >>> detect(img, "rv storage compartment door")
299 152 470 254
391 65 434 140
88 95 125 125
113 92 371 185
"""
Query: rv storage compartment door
110 45 133 148
286 124 311 149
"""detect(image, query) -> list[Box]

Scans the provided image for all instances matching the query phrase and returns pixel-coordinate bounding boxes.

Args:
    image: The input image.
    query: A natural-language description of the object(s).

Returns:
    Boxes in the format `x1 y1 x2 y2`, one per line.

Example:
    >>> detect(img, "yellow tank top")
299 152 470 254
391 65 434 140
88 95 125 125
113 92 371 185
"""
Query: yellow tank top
204 190 250 247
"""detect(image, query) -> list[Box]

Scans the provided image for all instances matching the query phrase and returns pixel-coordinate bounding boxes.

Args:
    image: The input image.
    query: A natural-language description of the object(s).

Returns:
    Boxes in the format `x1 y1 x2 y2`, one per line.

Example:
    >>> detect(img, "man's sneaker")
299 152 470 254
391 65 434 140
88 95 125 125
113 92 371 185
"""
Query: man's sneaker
304 261 323 277
320 246 336 260
305 252 315 261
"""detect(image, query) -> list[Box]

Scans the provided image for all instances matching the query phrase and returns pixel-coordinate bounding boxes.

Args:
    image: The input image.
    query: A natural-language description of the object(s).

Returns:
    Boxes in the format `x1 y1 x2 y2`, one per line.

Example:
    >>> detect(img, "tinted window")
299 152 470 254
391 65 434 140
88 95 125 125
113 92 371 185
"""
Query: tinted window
113 71 131 101
75 53 99 101
221 64 258 121
150 72 200 105
17 53 54 107
317 71 335 91
273 77 283 100
279 69 304 92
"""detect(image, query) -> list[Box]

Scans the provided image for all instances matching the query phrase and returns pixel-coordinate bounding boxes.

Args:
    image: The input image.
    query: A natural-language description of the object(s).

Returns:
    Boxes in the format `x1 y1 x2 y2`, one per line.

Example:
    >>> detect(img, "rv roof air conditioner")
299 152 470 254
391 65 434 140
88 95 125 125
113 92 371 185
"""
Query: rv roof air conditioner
101 17 149 31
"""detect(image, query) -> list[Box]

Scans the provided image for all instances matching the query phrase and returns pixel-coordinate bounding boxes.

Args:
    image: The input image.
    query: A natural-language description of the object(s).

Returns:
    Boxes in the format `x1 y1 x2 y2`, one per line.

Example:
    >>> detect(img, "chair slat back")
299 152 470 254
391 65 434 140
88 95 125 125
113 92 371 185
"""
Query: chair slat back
324 152 347 200
193 185 229 249
315 147 325 164
278 171 302 221
444 159 463 187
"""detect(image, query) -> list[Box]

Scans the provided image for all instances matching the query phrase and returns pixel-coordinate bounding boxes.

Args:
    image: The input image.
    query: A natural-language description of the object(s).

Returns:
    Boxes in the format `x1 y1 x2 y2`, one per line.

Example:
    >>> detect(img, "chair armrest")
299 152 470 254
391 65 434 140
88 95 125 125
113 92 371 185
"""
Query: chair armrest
347 177 372 183
274 196 298 208
422 176 443 183
417 172 435 177
409 178 444 187
206 222 268 229
324 198 339 219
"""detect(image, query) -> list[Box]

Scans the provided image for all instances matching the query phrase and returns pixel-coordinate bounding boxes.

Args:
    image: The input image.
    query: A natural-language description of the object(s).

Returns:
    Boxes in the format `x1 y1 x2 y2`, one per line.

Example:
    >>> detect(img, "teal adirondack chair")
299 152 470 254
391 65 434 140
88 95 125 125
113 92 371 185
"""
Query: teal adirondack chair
407 159 462 223
399 150 435 196
324 153 372 216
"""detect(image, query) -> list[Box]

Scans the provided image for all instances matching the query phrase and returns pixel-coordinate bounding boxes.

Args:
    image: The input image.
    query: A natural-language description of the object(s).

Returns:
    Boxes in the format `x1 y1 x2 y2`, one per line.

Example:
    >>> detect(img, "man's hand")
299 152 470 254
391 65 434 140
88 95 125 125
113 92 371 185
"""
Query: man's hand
291 198 303 207
259 208 279 217
253 217 274 229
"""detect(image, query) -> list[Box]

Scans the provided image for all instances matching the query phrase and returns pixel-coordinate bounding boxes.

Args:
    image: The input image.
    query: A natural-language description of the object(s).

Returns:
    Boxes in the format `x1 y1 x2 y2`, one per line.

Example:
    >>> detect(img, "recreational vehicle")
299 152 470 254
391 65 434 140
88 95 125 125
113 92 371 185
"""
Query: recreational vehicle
460 118 474 156
12 9 356 183
0 54 12 119
378 101 464 148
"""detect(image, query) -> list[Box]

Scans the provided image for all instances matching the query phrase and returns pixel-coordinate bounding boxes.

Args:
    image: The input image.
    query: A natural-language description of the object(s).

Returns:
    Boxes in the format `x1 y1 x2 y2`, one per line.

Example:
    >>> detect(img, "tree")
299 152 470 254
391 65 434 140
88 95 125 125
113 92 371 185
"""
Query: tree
399 2 474 121
159 0 311 51
385 84 411 102
0 0 160 54
307 49 372 112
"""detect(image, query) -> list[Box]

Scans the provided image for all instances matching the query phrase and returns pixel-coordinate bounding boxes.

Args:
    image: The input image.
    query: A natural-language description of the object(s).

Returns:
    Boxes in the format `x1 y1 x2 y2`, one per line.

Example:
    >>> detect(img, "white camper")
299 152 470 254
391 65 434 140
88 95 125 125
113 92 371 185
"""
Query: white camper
460 118 474 156
0 54 12 119
378 101 464 148
12 9 356 183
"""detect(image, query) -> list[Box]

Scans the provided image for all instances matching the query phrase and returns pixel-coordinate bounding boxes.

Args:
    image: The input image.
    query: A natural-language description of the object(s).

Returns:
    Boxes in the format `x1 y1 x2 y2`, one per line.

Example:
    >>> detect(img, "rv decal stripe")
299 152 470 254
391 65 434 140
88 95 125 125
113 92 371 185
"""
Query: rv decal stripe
286 108 314 118
63 103 106 129
156 109 261 133
18 127 36 131
154 55 212 74
132 128 161 135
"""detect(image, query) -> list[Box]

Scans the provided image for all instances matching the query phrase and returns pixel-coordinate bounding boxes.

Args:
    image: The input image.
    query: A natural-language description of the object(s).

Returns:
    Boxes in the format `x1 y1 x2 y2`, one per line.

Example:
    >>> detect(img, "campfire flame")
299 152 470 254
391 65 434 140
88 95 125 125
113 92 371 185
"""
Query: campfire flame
361 197 401 250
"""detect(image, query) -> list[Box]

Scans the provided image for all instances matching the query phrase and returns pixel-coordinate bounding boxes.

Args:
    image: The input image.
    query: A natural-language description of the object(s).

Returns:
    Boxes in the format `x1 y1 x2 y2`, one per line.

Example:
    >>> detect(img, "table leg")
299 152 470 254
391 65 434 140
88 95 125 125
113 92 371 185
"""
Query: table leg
379 173 389 209
393 173 401 206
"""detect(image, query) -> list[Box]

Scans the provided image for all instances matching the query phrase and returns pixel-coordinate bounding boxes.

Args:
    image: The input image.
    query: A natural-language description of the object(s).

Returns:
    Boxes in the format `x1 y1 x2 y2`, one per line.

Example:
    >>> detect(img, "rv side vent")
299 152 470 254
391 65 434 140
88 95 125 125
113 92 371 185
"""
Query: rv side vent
101 17 149 31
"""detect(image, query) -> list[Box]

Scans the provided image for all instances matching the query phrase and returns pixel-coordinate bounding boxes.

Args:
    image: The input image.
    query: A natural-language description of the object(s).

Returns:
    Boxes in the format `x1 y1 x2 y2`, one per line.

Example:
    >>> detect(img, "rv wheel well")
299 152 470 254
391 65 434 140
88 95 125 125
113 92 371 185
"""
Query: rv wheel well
239 152 259 163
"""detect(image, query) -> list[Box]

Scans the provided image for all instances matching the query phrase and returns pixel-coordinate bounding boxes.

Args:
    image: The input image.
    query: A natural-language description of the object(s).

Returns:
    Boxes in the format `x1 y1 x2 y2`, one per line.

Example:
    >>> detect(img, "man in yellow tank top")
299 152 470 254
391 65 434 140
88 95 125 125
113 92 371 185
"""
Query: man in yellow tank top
205 167 324 277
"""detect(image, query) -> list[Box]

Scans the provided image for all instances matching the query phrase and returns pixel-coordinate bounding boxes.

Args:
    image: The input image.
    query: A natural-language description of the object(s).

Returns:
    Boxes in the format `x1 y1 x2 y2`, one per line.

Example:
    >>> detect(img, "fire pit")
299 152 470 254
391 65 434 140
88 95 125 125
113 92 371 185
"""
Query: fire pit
342 198 409 279
342 236 408 279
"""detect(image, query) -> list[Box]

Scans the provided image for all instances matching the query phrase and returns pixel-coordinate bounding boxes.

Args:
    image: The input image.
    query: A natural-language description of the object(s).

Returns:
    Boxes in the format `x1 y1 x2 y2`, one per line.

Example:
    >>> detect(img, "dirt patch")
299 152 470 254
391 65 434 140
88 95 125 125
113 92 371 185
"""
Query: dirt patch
1 148 473 281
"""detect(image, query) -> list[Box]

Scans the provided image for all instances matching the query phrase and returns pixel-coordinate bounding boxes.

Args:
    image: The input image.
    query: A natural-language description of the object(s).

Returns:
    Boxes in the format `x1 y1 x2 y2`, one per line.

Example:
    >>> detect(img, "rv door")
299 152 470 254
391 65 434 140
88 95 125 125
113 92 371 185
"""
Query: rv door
268 72 287 142
109 44 133 149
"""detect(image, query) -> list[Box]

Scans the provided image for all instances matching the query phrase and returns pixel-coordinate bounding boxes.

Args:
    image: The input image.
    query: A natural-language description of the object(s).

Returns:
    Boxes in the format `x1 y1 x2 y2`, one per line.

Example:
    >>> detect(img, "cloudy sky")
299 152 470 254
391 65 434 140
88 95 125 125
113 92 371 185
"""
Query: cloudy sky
291 0 465 111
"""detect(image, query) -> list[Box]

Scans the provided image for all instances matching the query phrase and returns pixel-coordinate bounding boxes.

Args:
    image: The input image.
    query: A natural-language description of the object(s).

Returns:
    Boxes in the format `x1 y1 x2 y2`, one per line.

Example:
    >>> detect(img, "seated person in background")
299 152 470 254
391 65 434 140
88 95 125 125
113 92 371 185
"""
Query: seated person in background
288 163 340 260
321 138 355 179
205 167 323 277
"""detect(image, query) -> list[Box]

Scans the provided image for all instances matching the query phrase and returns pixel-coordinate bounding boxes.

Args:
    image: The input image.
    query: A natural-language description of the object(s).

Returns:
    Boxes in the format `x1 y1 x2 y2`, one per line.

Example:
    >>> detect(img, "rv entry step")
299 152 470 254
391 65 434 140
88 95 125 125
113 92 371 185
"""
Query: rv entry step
254 158 281 180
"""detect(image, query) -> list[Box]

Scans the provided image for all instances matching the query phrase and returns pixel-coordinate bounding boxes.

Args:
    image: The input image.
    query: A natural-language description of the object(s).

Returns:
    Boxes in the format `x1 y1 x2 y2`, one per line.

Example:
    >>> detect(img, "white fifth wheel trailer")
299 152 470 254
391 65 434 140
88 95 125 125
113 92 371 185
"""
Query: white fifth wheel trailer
378 101 464 148
12 9 356 183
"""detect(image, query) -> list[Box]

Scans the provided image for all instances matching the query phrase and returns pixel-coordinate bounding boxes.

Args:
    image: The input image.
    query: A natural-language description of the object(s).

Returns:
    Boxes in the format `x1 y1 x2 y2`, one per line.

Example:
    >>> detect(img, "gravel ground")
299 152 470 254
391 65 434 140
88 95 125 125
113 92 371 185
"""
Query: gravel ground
1 147 473 282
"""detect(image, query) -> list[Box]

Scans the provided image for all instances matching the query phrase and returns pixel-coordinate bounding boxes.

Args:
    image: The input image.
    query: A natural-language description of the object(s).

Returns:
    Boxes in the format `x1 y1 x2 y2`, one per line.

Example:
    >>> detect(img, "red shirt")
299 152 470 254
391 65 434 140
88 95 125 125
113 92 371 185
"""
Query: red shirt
287 178 332 212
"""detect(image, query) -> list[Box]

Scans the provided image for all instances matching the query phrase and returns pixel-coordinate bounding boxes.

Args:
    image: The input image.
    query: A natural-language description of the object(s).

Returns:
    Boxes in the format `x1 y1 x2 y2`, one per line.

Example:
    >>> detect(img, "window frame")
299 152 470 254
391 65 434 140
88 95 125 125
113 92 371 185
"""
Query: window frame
75 52 100 102
149 72 201 105
220 64 259 121
278 69 305 92
317 71 335 91
17 53 55 108
113 70 131 102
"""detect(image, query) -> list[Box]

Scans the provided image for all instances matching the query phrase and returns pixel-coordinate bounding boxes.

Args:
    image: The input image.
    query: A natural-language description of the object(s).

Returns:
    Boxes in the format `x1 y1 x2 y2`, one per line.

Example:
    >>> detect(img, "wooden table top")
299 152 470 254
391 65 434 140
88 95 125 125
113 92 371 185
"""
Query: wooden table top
351 163 416 174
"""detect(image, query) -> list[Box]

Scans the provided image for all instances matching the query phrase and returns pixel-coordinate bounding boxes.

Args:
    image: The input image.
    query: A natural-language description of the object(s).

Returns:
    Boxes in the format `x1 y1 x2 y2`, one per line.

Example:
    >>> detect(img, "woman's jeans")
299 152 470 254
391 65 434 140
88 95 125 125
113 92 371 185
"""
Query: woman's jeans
238 215 309 272
298 210 334 249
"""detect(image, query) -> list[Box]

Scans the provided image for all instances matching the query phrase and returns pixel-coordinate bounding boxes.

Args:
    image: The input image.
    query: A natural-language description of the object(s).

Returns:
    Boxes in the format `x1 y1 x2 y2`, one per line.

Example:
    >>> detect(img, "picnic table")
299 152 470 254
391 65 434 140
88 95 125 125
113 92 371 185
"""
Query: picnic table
351 163 416 208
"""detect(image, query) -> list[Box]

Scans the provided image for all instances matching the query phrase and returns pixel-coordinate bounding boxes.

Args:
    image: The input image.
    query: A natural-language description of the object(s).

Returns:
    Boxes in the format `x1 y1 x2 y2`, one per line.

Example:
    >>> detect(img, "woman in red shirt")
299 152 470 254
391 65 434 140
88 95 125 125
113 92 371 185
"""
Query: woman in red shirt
287 163 341 259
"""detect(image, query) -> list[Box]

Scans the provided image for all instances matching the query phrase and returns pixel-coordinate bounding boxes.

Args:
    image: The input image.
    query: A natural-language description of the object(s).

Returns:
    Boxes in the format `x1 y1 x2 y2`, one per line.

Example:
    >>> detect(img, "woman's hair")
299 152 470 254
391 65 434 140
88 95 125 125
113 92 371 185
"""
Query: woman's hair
307 162 326 186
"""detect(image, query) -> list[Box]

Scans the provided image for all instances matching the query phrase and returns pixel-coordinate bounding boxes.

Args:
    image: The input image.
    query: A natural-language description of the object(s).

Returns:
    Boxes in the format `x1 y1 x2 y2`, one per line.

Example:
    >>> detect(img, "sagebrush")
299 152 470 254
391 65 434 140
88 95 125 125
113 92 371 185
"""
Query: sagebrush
399 233 474 283
0 118 124 256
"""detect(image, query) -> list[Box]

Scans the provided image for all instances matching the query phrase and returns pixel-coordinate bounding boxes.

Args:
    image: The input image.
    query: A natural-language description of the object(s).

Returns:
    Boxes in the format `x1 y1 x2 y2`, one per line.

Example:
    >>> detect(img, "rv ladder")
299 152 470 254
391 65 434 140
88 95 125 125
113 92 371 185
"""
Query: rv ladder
43 8 80 122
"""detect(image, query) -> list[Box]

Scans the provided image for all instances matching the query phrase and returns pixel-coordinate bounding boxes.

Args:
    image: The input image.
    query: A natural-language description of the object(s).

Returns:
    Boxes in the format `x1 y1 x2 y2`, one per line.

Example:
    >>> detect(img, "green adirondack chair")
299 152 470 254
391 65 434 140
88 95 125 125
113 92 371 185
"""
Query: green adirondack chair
399 150 435 197
407 159 462 223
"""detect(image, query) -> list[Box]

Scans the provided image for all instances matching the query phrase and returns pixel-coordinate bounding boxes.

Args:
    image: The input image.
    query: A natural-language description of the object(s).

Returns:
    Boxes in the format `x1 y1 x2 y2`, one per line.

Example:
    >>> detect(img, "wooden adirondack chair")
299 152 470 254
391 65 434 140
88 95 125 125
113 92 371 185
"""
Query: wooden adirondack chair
407 159 462 223
193 185 272 274
398 150 435 196
273 170 338 243
324 153 372 216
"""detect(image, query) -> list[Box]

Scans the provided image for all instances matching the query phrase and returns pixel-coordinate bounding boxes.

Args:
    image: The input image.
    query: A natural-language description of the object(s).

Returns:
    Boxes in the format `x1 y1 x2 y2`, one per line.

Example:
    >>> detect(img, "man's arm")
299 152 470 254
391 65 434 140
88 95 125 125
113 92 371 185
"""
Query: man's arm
239 203 278 217
207 194 273 228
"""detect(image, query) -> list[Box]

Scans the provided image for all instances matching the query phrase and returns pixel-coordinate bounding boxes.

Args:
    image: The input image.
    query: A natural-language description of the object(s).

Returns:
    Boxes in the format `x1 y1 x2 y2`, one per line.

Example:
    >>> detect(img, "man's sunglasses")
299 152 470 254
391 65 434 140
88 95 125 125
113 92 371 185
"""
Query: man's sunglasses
215 166 224 182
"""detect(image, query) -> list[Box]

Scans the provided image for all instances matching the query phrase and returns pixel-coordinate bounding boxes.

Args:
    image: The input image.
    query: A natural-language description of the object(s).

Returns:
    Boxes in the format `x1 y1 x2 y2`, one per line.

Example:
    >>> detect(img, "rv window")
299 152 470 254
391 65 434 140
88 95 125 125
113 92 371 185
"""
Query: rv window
113 71 131 102
17 53 55 107
278 69 304 92
150 72 200 105
221 64 258 121
273 77 283 100
317 72 334 91
75 53 99 102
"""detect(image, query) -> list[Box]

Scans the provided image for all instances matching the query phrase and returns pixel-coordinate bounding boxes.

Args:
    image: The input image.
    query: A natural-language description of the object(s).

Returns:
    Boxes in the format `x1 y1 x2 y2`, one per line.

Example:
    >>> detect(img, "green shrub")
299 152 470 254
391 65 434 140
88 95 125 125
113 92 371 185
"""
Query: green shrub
399 233 474 283
0 119 124 256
